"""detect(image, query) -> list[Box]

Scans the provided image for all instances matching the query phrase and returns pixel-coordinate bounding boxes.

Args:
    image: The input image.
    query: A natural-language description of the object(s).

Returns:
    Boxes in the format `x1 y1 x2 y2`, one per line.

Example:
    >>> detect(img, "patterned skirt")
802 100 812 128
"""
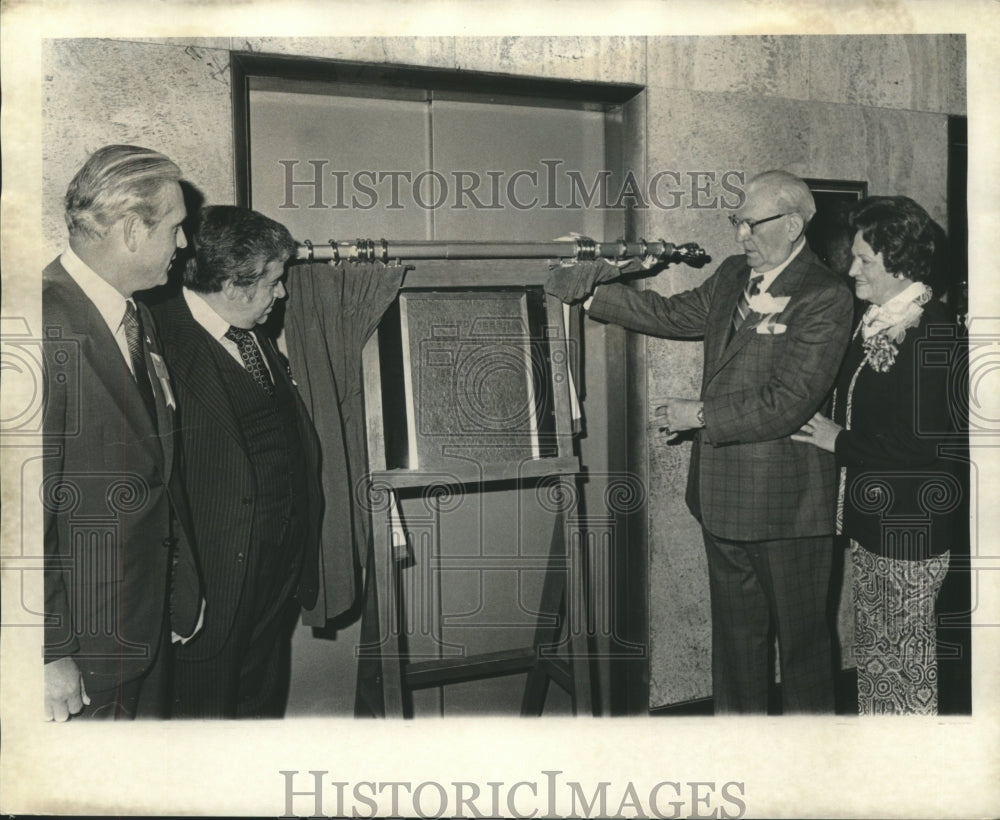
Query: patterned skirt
851 541 950 715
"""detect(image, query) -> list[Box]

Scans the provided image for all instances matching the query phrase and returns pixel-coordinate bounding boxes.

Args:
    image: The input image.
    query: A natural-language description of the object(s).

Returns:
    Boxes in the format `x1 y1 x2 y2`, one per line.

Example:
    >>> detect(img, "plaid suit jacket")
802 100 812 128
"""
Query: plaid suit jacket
589 245 853 541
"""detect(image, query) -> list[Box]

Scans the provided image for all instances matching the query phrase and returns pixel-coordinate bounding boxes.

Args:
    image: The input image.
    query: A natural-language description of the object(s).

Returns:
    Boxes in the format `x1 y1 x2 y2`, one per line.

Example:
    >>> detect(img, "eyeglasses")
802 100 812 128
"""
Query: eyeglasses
728 212 790 234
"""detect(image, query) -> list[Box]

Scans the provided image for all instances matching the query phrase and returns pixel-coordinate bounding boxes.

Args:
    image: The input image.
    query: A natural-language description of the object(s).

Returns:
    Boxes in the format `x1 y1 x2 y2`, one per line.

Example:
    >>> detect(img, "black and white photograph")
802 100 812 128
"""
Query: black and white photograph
1 1 998 817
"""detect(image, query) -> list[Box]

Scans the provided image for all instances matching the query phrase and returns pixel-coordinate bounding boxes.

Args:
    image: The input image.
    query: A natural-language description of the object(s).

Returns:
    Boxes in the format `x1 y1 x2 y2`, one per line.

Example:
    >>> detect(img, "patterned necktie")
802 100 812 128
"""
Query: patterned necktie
730 274 765 339
225 326 274 396
123 300 158 423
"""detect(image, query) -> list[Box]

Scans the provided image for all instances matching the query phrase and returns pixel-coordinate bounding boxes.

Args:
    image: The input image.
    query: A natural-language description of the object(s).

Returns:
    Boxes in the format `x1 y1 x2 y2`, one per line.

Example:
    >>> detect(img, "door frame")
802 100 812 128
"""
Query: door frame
231 50 649 714
231 51 643 210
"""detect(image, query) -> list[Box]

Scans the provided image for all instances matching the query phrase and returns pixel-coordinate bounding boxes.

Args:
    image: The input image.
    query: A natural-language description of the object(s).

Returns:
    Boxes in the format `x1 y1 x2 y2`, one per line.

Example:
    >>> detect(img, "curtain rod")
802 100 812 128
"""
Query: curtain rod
294 237 710 268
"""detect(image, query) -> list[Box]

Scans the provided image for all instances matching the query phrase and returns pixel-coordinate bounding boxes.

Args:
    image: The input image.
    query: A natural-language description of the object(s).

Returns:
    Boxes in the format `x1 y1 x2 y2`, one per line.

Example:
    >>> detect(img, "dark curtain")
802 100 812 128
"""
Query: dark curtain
284 260 405 626
284 260 581 715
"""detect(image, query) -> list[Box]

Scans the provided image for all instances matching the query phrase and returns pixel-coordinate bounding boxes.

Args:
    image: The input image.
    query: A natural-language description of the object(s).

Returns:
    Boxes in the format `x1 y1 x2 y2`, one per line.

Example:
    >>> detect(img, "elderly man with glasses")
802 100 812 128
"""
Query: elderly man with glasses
546 169 853 714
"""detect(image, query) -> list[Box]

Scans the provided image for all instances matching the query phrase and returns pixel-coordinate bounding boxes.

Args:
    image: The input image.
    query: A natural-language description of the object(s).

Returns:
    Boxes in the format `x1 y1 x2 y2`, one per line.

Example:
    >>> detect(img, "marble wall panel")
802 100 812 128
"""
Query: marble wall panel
646 35 810 101
452 36 646 85
858 105 950 220
645 331 711 704
240 37 458 69
646 34 965 115
117 37 233 50
801 101 949 220
910 33 966 115
214 36 648 85
807 34 966 115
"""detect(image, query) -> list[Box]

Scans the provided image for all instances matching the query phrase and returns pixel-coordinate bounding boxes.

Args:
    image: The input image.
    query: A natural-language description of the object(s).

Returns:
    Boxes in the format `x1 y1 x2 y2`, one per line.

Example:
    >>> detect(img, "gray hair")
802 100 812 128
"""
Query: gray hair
748 170 817 225
64 144 182 239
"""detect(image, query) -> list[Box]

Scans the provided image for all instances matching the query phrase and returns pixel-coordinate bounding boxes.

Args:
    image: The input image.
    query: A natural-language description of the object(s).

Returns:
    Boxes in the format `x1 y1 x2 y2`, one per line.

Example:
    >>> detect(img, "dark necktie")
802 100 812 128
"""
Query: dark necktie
730 274 765 340
123 300 158 423
225 326 274 396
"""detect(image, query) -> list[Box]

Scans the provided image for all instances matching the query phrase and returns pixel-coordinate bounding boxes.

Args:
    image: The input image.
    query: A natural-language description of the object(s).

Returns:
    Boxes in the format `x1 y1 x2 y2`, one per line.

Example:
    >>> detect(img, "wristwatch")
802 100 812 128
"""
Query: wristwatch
697 405 705 427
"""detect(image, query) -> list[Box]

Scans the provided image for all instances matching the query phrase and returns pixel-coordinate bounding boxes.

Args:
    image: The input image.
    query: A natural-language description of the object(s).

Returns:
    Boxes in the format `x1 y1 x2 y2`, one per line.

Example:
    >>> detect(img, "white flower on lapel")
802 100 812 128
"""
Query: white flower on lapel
746 292 791 315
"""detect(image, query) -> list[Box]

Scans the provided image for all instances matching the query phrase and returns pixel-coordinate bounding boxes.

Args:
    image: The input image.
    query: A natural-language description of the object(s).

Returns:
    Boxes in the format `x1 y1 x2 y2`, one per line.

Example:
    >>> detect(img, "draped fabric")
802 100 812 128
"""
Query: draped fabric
283 261 406 625
284 260 582 714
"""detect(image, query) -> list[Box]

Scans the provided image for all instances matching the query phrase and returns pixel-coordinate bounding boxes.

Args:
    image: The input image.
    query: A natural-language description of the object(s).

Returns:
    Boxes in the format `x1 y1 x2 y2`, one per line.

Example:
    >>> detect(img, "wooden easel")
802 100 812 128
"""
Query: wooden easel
358 260 593 717
363 469 591 716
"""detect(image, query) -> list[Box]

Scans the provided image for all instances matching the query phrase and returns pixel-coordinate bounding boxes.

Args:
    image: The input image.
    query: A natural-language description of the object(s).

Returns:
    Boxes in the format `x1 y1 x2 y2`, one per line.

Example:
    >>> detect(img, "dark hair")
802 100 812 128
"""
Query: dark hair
65 144 182 239
848 196 940 285
183 205 297 293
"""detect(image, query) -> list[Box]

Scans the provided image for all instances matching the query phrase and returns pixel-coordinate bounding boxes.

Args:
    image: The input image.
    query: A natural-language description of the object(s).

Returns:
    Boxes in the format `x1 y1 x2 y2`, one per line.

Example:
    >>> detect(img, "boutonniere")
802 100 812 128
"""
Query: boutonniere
747 292 791 316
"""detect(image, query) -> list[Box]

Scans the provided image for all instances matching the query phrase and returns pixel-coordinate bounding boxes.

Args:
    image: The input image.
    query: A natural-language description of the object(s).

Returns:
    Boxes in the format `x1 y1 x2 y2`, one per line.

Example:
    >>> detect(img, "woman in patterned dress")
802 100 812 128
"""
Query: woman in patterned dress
792 195 960 715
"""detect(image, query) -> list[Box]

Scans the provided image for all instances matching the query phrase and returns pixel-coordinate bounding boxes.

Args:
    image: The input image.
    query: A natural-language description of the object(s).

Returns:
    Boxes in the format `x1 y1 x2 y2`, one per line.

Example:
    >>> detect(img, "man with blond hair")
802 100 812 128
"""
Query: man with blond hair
43 144 202 720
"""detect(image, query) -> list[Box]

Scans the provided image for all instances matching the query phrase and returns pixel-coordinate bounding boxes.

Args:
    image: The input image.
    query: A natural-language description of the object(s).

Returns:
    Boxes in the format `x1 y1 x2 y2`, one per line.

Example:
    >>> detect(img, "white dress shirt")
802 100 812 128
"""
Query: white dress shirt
750 237 805 294
182 286 273 378
60 246 137 375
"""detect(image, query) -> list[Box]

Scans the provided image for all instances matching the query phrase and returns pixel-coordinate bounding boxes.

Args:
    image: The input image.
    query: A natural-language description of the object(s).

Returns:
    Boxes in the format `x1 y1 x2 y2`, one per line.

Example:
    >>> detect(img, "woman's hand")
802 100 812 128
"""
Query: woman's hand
791 411 842 453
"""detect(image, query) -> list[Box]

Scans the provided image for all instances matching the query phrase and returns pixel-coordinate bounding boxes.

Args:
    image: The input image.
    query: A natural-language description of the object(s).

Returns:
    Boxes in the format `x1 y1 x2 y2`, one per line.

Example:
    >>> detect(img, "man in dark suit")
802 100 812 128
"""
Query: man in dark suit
546 170 853 713
151 205 322 718
43 144 203 721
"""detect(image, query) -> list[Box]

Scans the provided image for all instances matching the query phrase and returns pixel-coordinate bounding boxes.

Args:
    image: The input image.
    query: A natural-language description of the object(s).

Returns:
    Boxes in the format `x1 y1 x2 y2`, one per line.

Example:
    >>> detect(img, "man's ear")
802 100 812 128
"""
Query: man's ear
787 213 806 241
122 213 145 252
221 278 252 303
220 278 240 301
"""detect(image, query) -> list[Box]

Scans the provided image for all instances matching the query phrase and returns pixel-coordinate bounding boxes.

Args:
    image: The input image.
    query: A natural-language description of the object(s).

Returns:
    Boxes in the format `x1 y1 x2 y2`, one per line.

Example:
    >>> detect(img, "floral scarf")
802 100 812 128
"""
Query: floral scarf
859 281 933 373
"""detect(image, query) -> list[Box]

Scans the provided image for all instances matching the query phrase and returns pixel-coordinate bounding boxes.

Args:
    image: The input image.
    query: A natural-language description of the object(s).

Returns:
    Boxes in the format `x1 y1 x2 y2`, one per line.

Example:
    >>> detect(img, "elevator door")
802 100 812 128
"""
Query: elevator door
249 81 624 714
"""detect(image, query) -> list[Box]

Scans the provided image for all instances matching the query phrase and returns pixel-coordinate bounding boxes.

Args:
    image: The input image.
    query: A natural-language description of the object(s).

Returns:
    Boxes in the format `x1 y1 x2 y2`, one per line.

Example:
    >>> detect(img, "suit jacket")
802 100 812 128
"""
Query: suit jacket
834 299 960 558
150 294 322 661
589 245 853 541
42 258 201 690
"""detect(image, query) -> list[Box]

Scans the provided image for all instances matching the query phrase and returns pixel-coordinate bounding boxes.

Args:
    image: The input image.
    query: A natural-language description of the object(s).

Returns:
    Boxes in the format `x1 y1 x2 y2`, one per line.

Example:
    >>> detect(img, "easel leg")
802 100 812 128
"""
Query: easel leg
373 511 405 717
521 481 593 716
